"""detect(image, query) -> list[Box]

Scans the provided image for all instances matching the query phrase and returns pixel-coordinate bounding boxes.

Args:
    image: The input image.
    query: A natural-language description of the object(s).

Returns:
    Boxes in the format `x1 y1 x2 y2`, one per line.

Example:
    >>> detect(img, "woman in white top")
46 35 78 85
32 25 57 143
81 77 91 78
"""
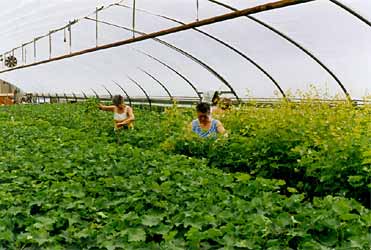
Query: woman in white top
98 95 135 130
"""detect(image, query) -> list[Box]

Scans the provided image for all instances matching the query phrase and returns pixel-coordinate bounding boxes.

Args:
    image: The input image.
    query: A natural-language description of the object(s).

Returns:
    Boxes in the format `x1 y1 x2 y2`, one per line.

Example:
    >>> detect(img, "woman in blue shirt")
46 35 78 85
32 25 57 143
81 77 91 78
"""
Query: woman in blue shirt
191 102 225 138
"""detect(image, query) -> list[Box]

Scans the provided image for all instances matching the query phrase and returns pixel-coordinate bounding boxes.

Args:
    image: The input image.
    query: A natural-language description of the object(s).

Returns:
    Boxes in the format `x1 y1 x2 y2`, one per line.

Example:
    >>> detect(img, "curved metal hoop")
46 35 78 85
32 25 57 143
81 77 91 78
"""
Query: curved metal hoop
112 80 132 106
102 85 113 98
127 76 152 108
138 67 173 100
330 0 370 27
116 3 286 98
133 49 202 101
85 17 240 101
207 0 351 100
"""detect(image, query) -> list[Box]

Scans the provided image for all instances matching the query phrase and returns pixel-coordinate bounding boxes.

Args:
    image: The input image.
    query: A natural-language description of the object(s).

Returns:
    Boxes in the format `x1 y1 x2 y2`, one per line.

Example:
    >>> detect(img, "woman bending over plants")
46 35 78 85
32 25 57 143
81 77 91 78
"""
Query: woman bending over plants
98 95 135 130
190 102 226 138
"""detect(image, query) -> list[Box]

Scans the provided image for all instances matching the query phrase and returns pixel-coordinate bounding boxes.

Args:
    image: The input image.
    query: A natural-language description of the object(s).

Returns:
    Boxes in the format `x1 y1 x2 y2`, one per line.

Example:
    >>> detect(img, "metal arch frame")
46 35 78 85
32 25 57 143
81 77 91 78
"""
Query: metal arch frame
329 0 370 27
207 0 351 99
134 49 202 101
137 67 173 100
91 88 100 99
112 80 132 106
82 91 88 99
72 92 78 102
102 85 113 98
0 0 316 102
127 76 152 108
84 17 240 102
116 3 286 98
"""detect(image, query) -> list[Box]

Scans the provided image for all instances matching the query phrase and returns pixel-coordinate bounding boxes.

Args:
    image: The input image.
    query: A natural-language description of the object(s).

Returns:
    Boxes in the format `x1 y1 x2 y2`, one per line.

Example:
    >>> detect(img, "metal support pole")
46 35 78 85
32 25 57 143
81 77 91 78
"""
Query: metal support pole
132 0 136 38
21 45 25 64
24 46 27 64
96 8 99 47
196 0 199 21
49 32 52 59
33 39 37 61
68 21 72 54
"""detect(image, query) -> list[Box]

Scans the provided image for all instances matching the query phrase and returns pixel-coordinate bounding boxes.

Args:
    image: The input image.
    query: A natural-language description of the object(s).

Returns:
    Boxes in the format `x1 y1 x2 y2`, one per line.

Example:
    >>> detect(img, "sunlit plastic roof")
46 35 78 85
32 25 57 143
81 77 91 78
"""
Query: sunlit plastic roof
0 0 370 100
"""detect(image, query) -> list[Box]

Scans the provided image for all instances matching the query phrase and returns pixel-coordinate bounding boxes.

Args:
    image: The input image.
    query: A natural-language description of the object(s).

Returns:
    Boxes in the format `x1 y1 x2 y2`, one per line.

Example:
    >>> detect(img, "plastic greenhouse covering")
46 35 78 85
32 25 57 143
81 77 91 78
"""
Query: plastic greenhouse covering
0 0 370 101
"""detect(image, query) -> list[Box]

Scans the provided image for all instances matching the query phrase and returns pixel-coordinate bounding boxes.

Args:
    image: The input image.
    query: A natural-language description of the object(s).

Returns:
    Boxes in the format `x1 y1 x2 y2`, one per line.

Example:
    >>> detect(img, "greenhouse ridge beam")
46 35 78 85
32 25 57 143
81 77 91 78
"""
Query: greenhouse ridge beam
138 68 173 100
85 17 240 102
207 0 351 99
330 0 370 27
117 4 286 98
0 0 313 86
134 49 202 101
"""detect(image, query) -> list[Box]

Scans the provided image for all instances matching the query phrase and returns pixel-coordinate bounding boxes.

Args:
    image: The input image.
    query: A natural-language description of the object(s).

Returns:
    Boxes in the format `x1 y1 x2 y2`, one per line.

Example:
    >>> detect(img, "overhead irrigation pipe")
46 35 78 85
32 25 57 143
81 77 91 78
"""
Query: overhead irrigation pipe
207 0 351 100
0 0 314 94
133 49 202 101
84 18 240 102
112 80 132 106
137 67 173 100
127 76 152 109
117 3 286 98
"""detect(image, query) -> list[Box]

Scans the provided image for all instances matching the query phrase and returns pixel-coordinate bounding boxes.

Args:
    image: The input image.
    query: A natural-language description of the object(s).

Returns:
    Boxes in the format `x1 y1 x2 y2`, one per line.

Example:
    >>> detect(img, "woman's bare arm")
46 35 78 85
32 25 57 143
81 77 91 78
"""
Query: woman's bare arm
216 120 226 134
98 104 115 112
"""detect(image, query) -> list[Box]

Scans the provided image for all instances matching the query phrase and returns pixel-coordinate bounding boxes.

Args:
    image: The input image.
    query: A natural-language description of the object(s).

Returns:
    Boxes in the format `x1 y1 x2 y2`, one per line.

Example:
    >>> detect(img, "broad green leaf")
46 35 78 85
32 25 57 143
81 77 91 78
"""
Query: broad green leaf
128 228 146 242
141 214 163 227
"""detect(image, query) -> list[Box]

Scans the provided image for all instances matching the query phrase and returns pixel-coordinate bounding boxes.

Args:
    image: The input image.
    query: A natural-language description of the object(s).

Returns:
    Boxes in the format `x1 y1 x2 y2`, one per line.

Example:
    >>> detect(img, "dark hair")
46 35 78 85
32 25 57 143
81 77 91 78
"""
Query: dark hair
112 95 124 107
211 91 220 105
196 102 211 113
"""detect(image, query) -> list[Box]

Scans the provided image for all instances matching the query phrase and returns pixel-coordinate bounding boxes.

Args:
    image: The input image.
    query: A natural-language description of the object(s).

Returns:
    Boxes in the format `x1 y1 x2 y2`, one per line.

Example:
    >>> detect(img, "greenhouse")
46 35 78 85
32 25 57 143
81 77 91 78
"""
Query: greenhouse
0 0 370 249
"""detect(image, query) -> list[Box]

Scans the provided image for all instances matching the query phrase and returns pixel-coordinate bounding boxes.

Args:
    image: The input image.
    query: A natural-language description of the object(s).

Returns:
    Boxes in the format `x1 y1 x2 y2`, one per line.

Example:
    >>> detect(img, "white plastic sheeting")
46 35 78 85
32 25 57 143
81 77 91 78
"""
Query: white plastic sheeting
0 0 370 100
